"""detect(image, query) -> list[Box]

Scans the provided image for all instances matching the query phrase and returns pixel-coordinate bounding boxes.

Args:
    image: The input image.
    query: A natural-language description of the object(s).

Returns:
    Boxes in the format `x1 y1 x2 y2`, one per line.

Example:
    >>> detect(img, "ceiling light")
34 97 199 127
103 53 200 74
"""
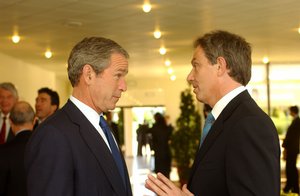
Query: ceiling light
298 27 300 34
11 34 20 44
167 67 173 74
142 2 151 13
262 56 269 64
45 50 52 59
170 75 176 81
159 47 166 55
165 59 171 66
153 30 161 39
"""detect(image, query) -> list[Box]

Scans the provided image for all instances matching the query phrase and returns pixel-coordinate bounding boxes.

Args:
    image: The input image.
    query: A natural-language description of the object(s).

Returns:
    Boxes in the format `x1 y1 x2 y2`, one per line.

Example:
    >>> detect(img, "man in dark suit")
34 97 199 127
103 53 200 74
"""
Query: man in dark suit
145 30 280 196
0 101 35 196
0 82 19 144
282 105 300 194
25 37 132 196
33 87 60 129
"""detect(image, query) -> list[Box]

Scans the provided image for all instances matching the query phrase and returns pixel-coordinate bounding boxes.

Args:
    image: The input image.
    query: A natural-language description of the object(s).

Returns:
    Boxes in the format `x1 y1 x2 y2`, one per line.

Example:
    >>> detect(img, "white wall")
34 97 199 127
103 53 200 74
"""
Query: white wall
0 52 70 107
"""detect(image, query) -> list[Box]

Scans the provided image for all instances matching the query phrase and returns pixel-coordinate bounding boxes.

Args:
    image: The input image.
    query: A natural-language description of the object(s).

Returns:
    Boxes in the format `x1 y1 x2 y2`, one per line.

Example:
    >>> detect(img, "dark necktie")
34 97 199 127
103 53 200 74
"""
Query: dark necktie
99 115 126 186
0 116 6 144
200 112 215 146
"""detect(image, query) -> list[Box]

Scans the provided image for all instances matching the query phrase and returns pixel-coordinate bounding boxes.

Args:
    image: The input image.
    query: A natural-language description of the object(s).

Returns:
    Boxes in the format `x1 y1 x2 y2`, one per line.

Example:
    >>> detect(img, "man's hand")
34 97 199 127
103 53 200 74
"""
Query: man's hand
145 172 194 196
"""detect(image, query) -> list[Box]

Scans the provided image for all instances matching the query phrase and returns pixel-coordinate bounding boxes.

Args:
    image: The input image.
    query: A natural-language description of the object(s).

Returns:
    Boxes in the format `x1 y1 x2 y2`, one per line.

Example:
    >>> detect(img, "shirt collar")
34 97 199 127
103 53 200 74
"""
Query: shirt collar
69 95 101 131
211 86 246 120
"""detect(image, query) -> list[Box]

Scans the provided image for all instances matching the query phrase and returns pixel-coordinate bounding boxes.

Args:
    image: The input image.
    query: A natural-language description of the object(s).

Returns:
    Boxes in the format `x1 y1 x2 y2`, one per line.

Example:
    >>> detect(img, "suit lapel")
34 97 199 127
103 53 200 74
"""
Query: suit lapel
63 100 127 195
190 91 251 179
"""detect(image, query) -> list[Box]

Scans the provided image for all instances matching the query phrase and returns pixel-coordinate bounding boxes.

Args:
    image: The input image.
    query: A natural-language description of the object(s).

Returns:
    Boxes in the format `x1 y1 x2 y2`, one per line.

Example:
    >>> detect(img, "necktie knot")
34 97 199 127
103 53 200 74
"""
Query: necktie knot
206 112 215 124
200 112 215 146
99 116 110 140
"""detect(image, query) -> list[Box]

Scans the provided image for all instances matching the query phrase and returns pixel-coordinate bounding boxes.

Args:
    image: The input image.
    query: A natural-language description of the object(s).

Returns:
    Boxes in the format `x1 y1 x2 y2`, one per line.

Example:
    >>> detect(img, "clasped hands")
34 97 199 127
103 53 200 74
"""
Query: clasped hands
145 172 194 196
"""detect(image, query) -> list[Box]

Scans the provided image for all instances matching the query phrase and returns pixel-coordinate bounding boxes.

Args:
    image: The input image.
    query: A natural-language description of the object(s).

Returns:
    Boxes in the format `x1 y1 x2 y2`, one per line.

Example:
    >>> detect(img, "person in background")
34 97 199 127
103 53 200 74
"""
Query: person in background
282 105 300 194
0 101 35 196
34 87 59 128
136 121 149 156
150 112 172 178
145 30 280 196
0 82 19 144
25 37 132 196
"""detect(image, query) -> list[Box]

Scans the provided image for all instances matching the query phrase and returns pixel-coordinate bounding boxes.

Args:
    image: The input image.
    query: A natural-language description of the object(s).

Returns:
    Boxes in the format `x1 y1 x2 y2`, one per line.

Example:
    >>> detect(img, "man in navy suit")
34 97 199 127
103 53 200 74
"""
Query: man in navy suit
145 30 280 196
25 37 132 196
0 101 34 196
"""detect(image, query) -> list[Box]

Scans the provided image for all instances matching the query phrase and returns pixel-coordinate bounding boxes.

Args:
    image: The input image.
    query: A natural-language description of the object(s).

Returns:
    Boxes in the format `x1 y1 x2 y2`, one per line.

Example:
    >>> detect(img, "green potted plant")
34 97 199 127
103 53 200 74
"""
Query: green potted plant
170 88 201 185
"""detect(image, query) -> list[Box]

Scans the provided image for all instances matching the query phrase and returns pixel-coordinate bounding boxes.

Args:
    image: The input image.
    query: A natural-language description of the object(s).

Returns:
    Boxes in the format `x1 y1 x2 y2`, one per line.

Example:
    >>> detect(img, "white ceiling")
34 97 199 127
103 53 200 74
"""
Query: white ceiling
0 0 300 80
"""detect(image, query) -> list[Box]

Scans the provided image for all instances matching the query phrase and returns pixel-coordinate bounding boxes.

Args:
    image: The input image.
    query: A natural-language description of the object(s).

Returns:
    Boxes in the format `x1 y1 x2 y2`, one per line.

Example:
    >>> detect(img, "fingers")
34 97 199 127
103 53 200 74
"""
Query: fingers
182 184 194 196
156 173 176 189
145 174 167 196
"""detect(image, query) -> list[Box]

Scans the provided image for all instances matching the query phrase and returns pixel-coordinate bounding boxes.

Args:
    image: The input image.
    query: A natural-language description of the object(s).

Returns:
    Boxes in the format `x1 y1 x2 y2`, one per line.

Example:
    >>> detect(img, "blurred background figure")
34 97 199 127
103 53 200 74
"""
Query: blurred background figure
149 112 172 178
0 82 19 144
136 121 149 156
34 87 59 129
0 101 35 196
282 105 300 194
104 111 120 146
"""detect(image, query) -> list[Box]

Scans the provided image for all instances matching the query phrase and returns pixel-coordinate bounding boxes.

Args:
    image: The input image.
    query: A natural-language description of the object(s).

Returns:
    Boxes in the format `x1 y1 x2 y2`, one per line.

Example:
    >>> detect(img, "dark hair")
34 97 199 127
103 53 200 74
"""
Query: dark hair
67 37 129 87
10 101 35 125
289 106 299 115
154 112 166 126
194 30 252 86
38 87 60 110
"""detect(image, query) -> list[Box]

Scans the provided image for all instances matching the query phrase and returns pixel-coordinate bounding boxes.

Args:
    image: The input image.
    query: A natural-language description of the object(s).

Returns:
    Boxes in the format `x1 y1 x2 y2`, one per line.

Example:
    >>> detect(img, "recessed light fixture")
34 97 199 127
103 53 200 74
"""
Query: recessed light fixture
11 34 20 44
45 50 52 59
167 67 173 74
159 47 166 55
165 59 171 66
262 56 269 64
170 75 176 81
153 30 161 39
142 2 151 13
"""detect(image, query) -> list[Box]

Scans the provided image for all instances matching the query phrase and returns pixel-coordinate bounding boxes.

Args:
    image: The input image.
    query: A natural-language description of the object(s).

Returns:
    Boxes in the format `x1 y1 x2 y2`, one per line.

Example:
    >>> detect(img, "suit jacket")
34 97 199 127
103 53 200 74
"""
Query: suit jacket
25 100 132 196
282 116 300 155
5 128 15 143
188 90 280 196
0 130 32 196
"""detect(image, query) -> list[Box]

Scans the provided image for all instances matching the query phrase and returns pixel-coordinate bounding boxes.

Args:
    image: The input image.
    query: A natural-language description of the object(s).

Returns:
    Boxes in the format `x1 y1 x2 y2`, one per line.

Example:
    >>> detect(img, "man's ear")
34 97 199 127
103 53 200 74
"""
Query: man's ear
82 64 94 84
216 56 227 76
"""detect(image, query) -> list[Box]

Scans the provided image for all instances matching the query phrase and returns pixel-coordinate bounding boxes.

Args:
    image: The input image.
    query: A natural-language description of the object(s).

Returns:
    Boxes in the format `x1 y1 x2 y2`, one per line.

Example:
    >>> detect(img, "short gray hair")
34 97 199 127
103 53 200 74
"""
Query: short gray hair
0 82 18 99
67 37 129 87
9 101 35 125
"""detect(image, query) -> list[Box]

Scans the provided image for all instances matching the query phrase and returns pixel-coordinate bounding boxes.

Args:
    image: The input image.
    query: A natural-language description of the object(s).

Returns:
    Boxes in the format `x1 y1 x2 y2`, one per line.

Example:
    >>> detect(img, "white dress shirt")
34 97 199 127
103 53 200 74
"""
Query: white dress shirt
211 86 247 120
69 96 111 151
